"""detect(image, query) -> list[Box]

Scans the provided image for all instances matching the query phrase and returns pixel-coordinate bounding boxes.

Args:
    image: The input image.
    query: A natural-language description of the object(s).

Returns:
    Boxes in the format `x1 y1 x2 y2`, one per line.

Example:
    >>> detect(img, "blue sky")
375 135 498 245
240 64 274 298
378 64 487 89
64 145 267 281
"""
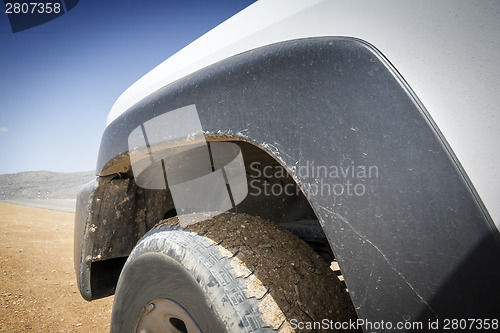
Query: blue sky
0 0 256 174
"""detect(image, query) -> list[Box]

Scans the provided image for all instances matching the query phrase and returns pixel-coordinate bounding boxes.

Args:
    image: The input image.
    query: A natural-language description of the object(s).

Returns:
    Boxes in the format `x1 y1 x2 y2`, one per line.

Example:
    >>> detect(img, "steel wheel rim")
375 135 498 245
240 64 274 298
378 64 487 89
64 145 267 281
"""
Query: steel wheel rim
135 299 201 333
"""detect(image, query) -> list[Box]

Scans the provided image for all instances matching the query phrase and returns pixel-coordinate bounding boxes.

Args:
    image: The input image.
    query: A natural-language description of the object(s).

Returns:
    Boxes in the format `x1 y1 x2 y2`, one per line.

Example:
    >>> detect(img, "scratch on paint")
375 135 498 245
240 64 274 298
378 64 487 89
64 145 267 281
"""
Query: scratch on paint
320 206 438 317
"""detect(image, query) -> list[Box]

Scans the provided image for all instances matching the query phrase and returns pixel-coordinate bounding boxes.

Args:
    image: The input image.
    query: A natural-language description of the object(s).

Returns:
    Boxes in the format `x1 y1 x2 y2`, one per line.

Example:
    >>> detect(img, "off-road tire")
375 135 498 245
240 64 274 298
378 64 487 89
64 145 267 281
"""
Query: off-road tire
110 213 357 332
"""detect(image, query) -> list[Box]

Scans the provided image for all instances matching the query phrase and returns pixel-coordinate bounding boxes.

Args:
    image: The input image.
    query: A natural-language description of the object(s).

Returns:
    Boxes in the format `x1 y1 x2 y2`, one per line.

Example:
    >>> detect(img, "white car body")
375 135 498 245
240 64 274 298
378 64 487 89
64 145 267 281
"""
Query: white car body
106 0 500 229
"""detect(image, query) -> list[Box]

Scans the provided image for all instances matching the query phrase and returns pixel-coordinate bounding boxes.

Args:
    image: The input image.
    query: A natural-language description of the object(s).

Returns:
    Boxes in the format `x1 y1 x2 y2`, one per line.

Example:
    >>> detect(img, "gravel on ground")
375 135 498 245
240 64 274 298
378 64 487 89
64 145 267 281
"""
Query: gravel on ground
0 202 113 332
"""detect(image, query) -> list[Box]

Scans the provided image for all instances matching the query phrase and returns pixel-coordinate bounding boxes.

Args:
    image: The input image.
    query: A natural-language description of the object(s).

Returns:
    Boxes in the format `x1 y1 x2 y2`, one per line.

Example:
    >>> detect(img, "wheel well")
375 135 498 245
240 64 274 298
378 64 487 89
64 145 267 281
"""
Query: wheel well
88 140 337 299
230 141 334 262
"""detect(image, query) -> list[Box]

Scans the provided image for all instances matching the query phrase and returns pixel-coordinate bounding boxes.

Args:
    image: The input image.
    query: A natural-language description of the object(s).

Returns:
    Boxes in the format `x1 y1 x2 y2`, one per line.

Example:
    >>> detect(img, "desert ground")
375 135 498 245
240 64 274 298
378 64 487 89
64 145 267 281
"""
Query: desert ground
0 202 113 332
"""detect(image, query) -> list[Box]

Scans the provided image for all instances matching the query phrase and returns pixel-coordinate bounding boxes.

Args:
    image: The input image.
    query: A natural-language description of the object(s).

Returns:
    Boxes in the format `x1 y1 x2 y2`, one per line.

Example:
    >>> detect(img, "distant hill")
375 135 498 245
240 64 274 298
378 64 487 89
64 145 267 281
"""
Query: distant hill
0 171 96 200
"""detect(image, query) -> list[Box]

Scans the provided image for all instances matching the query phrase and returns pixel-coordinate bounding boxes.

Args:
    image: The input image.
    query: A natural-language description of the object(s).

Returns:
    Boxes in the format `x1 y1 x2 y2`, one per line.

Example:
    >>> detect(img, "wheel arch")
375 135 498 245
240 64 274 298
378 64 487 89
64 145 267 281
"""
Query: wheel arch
76 37 500 324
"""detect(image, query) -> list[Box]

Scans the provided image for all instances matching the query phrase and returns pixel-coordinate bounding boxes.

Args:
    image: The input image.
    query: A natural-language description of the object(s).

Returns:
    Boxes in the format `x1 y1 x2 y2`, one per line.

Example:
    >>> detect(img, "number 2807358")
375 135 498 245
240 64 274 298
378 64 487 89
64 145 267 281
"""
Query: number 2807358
5 2 61 14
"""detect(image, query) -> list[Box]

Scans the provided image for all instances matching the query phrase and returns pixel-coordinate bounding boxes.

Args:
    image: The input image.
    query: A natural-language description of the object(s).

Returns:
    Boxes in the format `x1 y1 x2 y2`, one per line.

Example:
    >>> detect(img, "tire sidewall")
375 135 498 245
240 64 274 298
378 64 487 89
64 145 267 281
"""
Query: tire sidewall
110 232 227 333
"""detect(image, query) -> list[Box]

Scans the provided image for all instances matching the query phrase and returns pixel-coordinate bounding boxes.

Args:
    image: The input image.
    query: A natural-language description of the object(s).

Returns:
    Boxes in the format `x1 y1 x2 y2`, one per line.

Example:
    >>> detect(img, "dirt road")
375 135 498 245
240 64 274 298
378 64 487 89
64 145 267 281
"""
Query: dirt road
0 202 113 332
0 200 77 213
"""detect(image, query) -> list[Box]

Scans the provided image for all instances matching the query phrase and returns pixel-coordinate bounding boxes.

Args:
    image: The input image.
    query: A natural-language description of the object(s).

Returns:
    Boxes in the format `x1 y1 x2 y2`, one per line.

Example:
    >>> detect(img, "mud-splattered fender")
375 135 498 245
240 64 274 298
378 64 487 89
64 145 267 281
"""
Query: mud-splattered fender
81 38 500 324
